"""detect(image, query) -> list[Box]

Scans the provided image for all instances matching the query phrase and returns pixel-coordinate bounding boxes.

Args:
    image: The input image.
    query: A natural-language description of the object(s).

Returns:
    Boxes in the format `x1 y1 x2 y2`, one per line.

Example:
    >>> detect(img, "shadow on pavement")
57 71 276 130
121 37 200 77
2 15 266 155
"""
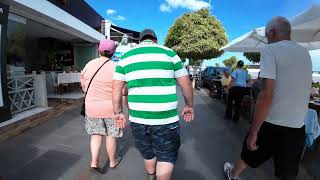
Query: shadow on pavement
183 91 312 180
0 144 40 179
9 150 81 180
173 151 206 180
101 127 134 174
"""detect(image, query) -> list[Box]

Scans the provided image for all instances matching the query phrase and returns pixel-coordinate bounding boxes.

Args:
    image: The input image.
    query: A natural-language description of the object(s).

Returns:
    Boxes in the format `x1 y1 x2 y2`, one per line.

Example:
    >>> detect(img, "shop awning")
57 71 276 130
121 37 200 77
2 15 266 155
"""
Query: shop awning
221 5 320 52
221 28 320 52
6 0 105 43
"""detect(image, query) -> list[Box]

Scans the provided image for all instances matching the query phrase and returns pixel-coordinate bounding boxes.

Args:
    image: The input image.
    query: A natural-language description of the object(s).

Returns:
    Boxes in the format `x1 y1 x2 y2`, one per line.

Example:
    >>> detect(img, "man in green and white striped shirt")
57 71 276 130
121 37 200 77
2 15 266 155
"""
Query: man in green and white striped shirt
112 29 194 180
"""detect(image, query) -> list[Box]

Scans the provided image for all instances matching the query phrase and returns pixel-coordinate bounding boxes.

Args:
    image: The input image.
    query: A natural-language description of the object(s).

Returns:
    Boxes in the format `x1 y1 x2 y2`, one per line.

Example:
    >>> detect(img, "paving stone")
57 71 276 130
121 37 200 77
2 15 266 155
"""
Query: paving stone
0 88 316 180
9 150 81 180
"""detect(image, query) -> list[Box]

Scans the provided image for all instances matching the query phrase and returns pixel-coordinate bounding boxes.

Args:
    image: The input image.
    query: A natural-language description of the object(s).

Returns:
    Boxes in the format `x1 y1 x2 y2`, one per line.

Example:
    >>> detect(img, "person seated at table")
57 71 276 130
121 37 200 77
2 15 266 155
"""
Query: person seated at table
252 72 263 99
221 70 232 88
71 66 78 73
219 70 232 100
225 60 250 122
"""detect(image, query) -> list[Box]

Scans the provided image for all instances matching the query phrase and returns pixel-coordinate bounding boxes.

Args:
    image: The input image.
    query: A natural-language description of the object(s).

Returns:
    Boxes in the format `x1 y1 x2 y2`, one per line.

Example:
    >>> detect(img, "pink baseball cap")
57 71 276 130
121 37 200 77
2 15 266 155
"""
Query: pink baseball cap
98 39 117 54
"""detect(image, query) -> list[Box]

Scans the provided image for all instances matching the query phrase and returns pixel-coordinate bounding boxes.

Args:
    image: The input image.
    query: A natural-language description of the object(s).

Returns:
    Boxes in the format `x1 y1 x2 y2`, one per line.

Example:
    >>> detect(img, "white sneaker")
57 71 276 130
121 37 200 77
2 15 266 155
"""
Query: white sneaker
224 162 239 180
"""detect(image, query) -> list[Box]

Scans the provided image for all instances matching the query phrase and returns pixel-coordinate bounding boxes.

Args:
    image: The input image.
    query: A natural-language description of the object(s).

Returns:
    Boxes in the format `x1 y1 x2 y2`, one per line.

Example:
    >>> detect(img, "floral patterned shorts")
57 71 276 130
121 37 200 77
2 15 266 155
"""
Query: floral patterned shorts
85 116 123 137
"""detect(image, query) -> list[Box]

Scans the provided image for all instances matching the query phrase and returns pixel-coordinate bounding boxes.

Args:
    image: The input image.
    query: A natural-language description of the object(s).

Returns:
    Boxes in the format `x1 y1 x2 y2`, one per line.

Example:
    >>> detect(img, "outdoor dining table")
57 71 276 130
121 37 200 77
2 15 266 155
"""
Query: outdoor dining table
57 72 81 85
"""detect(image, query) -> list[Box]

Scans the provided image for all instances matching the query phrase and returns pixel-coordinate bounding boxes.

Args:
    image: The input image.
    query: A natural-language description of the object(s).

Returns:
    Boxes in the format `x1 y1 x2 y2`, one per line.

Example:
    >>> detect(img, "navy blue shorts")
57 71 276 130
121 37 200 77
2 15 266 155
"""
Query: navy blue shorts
130 122 181 164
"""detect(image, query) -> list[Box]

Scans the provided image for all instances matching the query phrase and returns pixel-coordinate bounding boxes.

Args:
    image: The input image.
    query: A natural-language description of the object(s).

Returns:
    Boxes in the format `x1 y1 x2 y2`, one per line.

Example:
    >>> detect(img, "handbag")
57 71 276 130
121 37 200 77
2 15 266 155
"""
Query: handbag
81 59 110 117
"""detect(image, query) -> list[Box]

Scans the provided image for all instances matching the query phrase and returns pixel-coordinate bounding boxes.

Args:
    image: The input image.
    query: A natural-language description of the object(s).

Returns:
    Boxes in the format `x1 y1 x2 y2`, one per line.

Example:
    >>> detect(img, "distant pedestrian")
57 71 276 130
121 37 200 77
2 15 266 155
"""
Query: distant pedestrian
80 39 124 173
224 16 312 180
221 70 232 88
220 70 232 100
225 60 250 122
112 29 194 180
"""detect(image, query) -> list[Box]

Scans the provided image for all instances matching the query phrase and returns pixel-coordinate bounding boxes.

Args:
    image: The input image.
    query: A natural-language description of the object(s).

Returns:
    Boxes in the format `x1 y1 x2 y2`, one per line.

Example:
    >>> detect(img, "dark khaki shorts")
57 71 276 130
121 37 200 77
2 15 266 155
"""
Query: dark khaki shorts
130 122 181 164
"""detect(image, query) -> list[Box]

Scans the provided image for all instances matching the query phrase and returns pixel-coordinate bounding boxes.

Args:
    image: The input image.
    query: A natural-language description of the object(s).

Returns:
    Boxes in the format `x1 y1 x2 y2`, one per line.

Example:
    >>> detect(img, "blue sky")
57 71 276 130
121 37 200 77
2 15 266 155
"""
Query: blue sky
85 0 320 69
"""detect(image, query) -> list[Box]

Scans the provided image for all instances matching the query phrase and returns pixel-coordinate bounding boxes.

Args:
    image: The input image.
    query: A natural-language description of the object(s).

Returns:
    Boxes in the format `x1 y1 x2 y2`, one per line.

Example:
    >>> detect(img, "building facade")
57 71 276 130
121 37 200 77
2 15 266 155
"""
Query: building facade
0 0 139 123
0 3 10 121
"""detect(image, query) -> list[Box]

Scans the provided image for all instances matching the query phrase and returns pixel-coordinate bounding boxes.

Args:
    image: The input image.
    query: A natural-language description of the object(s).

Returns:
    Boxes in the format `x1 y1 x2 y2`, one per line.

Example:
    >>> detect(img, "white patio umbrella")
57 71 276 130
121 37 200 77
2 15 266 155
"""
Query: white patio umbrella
221 27 266 52
221 5 320 52
291 5 320 29
291 5 320 44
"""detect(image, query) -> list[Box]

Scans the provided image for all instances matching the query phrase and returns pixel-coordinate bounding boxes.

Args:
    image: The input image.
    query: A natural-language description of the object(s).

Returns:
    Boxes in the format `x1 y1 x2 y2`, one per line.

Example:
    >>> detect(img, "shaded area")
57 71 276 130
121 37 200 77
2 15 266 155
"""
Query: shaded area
0 89 316 180
10 150 80 180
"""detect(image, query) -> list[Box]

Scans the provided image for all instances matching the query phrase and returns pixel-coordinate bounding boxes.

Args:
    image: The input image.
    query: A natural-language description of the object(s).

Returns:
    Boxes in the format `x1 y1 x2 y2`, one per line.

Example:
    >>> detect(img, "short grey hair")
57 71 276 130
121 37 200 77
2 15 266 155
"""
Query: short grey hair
266 16 291 36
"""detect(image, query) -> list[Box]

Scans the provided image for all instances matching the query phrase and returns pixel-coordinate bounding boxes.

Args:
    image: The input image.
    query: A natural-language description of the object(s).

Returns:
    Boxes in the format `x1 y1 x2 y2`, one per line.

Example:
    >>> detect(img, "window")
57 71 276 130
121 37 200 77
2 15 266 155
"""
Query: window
7 14 26 74
209 68 215 75
0 24 3 107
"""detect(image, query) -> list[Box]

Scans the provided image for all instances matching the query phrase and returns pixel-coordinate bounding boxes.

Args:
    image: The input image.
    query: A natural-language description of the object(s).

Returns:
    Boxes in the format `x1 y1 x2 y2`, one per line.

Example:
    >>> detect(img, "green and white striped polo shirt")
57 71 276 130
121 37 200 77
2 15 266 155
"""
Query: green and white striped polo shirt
113 40 188 125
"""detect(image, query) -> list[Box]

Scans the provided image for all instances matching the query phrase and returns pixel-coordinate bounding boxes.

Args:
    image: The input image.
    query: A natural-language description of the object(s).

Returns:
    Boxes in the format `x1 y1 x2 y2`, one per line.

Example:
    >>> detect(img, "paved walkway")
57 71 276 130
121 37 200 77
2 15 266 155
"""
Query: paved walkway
0 89 315 180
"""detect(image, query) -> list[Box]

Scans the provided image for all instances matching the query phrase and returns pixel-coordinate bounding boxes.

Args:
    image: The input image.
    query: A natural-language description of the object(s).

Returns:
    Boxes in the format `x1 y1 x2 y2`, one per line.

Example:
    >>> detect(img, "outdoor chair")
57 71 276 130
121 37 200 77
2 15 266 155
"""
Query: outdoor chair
241 88 256 122
209 80 224 99
51 72 59 94
194 73 202 89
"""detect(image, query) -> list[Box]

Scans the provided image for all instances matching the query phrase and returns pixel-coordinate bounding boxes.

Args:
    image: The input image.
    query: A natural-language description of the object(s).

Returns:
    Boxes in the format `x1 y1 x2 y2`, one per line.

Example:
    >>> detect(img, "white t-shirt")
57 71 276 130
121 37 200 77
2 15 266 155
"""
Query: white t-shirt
260 40 312 128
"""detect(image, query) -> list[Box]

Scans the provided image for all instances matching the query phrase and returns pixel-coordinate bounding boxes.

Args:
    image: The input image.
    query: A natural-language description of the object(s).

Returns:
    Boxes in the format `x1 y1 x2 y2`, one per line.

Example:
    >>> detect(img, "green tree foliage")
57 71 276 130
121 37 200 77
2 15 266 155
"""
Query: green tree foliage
243 52 260 63
165 8 228 66
222 56 237 68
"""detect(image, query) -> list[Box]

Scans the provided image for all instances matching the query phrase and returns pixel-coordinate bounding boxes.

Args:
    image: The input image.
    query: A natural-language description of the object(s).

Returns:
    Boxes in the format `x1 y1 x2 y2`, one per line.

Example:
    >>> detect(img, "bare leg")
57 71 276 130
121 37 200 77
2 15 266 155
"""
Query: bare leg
106 135 117 166
232 159 248 179
156 162 174 180
145 157 157 175
90 135 103 167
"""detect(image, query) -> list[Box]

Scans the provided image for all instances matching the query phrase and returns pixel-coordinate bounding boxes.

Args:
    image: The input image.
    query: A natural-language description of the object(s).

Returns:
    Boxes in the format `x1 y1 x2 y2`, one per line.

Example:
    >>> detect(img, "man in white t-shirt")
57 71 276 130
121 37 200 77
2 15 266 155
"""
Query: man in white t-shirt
224 17 312 180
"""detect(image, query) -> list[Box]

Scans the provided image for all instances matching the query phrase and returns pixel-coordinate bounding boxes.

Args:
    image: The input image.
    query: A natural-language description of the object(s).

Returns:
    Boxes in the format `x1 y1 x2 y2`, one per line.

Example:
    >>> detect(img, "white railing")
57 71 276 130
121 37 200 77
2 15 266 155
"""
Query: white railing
7 74 37 114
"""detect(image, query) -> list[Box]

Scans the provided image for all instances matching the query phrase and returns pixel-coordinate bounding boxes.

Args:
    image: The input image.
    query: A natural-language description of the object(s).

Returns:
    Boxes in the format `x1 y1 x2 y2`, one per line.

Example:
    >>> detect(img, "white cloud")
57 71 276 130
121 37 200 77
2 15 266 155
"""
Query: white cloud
160 0 211 12
160 3 172 12
106 9 126 21
106 9 116 15
115 15 126 21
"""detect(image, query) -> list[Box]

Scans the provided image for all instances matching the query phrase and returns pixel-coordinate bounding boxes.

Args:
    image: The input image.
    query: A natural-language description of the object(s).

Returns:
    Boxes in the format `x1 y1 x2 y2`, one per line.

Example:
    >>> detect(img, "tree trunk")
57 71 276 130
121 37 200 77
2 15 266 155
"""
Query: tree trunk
191 59 205 88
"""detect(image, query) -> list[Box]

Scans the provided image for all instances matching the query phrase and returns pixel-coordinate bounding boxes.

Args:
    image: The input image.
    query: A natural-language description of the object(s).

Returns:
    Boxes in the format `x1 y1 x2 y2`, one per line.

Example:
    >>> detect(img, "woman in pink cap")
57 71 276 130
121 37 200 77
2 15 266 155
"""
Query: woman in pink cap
80 39 124 173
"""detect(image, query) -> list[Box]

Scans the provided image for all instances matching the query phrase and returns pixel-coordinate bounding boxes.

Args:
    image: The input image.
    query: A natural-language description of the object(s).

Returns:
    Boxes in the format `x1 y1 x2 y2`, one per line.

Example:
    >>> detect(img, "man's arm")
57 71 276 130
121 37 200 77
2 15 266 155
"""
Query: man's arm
177 76 193 107
228 78 235 89
112 80 127 128
177 76 194 122
247 78 275 150
122 84 128 96
228 71 237 89
112 80 125 113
